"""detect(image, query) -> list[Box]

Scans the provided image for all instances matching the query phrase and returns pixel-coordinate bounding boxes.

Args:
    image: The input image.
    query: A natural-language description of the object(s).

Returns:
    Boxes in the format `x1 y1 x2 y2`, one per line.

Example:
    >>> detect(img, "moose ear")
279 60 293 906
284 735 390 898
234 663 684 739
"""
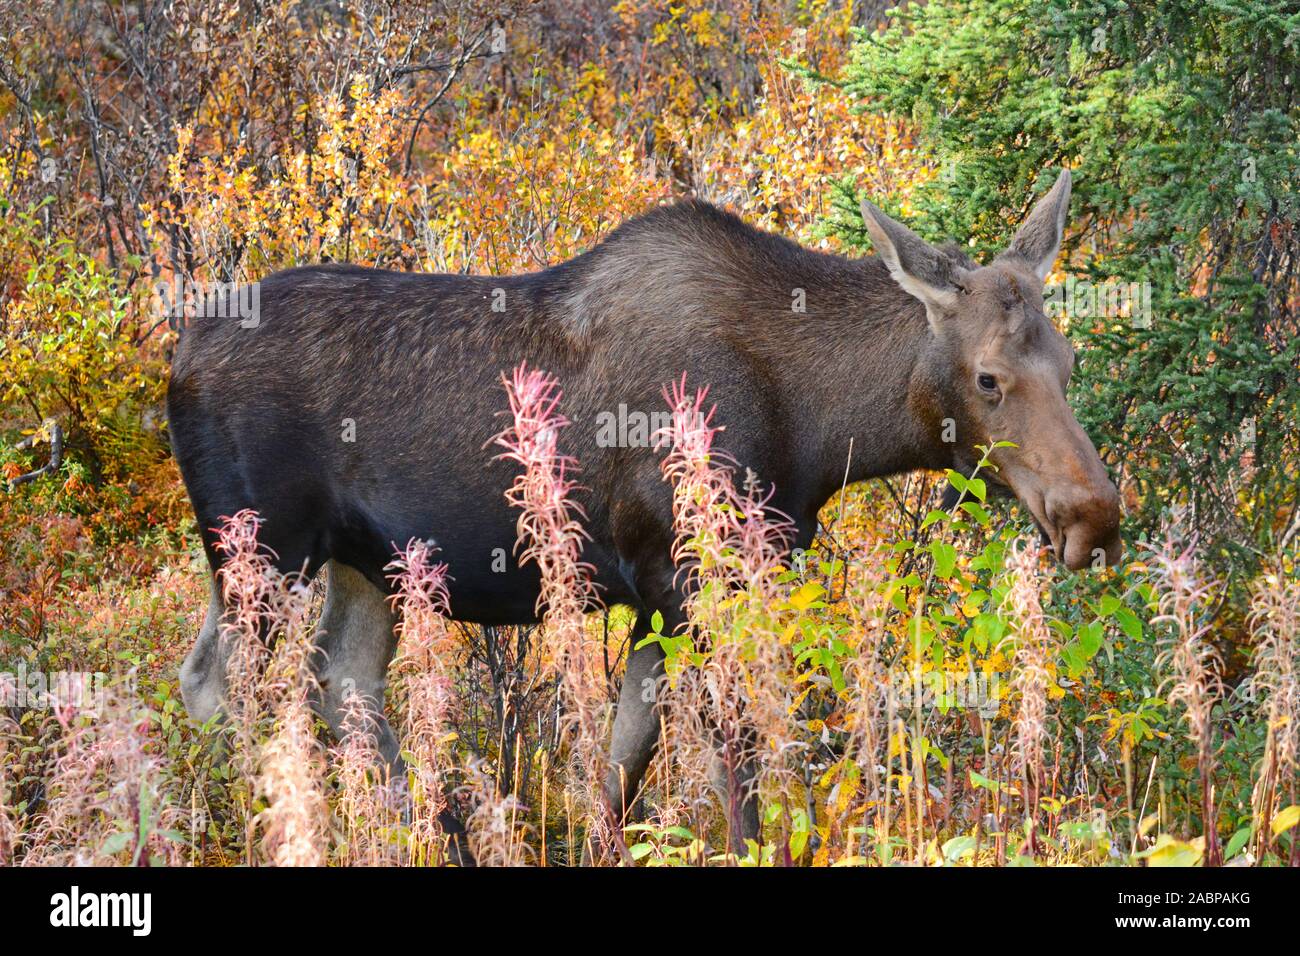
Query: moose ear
1006 168 1072 280
860 198 964 319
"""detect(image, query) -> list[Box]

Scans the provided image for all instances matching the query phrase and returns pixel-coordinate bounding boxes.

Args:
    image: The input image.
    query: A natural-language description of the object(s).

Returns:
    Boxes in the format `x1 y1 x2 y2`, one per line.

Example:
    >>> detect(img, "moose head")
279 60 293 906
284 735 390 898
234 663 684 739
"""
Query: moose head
861 170 1123 570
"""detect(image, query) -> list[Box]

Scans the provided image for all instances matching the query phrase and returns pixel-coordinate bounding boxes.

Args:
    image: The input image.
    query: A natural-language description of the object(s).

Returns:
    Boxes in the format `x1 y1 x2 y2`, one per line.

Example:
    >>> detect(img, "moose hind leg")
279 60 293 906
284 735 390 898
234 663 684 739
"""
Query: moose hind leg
314 560 475 865
179 579 228 724
313 561 402 767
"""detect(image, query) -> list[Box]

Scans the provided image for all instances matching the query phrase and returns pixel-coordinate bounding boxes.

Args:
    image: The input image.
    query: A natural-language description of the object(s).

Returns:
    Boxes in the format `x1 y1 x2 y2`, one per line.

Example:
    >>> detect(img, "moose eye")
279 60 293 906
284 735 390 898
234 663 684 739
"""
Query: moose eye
977 373 998 393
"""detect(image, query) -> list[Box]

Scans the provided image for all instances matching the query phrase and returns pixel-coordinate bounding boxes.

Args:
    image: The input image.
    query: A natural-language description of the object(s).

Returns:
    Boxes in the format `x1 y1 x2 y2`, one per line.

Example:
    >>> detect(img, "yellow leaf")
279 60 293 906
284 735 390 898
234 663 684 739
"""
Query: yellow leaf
1145 835 1203 867
788 581 825 611
1271 805 1300 836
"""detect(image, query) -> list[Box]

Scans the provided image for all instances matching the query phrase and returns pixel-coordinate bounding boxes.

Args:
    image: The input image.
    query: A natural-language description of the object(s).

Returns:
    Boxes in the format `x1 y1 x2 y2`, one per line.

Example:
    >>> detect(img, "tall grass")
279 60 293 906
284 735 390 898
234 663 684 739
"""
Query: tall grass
463 756 533 866
0 712 16 865
18 692 183 866
841 550 894 862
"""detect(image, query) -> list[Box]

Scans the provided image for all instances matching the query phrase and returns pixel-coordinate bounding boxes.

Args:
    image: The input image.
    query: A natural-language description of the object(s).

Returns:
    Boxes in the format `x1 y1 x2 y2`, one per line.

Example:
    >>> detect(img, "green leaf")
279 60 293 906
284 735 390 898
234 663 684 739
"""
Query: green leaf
1224 826 1252 860
1078 620 1104 658
959 501 991 526
942 835 977 862
1062 642 1086 678
1115 608 1142 642
930 540 957 578
920 508 949 530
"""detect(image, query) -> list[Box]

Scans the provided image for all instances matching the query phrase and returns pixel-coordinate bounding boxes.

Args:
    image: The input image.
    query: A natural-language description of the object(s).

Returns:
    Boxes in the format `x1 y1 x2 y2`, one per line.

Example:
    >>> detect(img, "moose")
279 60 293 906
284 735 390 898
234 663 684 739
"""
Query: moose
169 168 1122 856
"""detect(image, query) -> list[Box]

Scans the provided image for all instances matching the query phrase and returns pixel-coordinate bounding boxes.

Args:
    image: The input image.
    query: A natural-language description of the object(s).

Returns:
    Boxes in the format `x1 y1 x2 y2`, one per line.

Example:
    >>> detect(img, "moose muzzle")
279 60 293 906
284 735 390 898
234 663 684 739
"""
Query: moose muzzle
1043 480 1123 570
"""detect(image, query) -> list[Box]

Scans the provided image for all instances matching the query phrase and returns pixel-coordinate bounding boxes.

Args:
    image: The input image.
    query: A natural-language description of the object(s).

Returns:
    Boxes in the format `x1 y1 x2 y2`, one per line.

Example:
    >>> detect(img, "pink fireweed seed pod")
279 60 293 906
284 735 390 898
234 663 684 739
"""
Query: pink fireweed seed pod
494 362 615 862
655 375 798 858
386 539 459 865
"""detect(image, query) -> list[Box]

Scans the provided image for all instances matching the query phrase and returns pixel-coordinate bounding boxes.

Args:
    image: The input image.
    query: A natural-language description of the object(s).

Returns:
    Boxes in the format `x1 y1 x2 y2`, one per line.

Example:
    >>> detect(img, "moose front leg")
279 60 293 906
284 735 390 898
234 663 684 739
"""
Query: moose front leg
602 586 764 858
604 610 667 825
707 732 762 855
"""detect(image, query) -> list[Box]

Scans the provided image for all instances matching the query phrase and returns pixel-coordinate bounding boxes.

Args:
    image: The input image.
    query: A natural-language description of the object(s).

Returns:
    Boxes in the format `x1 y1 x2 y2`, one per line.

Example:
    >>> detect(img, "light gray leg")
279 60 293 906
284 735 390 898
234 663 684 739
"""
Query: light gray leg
604 615 666 822
179 578 227 724
312 561 403 767
315 561 475 864
599 605 763 854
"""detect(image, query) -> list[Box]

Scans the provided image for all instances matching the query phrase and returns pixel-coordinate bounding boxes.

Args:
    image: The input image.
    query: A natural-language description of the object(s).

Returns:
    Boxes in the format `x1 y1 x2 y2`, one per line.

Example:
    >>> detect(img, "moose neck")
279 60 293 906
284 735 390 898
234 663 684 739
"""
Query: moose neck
767 255 953 510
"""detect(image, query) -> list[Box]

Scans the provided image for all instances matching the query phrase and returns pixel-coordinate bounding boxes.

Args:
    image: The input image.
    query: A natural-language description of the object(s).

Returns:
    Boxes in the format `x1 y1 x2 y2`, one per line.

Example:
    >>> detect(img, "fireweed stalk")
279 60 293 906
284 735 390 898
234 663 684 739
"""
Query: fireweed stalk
330 691 402 866
1150 534 1224 866
387 538 459 865
213 509 292 861
494 363 616 861
214 510 331 866
1248 565 1300 862
214 509 280 785
256 579 329 867
655 376 796 859
1004 539 1054 855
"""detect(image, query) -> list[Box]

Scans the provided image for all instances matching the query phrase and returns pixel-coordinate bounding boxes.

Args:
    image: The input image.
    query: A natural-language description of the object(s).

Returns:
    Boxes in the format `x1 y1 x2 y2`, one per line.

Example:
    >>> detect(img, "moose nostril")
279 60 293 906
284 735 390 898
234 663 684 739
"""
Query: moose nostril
1043 495 1069 532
